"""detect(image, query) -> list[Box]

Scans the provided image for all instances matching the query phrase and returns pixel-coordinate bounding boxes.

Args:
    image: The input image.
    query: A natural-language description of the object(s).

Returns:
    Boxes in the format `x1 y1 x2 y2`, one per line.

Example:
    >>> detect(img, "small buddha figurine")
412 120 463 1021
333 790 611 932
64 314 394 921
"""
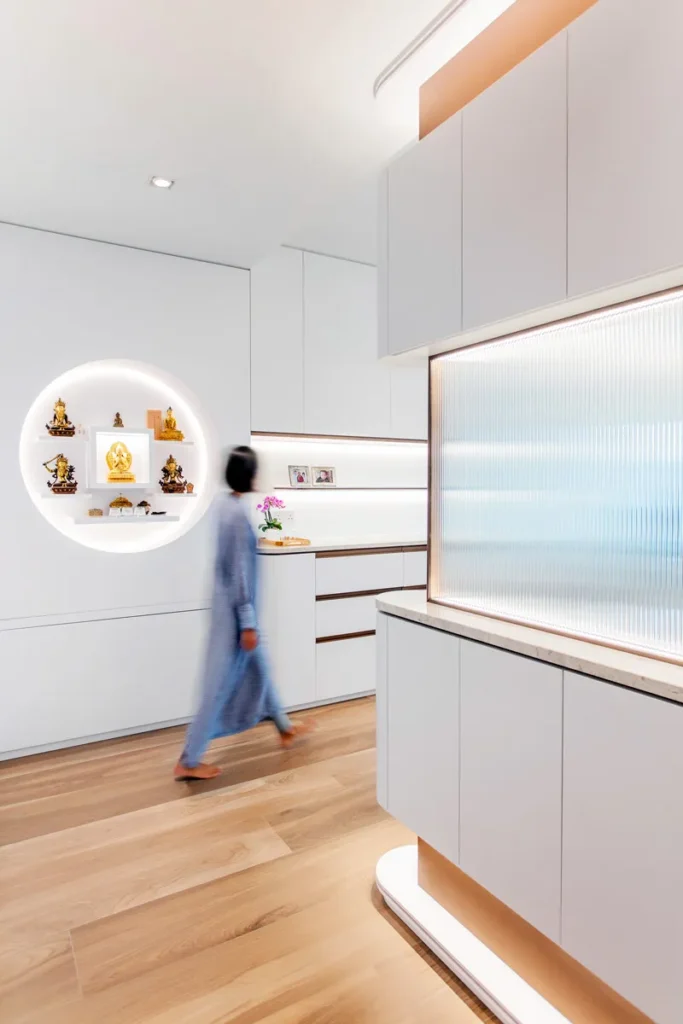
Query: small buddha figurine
158 406 184 442
159 453 187 493
43 453 78 494
46 397 75 437
106 441 136 483
113 412 124 428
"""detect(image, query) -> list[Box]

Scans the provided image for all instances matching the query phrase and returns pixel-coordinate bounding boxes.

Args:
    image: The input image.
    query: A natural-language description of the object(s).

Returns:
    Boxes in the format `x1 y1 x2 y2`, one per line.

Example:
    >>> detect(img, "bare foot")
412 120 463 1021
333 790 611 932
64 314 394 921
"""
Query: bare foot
280 718 316 750
174 761 222 781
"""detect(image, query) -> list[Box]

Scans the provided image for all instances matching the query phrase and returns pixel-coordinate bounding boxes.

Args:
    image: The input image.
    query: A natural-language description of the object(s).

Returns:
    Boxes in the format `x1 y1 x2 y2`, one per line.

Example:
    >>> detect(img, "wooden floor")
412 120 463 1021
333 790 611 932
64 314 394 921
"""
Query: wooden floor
0 698 499 1023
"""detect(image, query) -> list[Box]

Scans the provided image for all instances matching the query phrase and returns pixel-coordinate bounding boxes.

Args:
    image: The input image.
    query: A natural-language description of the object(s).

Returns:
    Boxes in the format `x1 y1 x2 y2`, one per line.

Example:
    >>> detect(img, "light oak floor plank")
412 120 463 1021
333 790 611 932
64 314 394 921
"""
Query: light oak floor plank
1 698 498 1024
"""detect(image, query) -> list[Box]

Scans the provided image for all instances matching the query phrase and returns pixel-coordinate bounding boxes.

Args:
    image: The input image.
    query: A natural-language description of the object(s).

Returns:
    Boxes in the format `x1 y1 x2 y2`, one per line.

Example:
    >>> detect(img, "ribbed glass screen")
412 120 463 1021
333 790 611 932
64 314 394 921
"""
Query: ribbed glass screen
430 291 683 662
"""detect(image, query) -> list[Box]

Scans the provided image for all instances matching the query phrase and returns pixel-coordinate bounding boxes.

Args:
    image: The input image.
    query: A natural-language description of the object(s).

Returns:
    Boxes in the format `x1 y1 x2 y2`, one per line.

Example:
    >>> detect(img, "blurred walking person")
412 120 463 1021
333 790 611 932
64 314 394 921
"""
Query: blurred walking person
174 446 312 780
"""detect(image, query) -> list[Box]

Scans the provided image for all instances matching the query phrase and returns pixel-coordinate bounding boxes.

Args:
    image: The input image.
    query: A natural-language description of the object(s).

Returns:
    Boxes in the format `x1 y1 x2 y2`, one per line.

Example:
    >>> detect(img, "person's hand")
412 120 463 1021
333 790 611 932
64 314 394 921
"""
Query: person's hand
241 629 259 652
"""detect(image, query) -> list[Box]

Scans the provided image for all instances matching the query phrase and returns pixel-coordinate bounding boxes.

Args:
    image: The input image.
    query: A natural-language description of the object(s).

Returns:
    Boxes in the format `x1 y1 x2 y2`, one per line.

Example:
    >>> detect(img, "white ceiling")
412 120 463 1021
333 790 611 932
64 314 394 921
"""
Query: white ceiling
0 0 449 268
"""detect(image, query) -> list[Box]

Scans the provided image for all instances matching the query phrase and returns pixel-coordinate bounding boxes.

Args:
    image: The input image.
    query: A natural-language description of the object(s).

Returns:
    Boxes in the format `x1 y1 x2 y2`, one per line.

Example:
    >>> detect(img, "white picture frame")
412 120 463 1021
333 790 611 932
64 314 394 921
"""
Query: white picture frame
288 465 311 488
88 426 154 491
312 466 336 487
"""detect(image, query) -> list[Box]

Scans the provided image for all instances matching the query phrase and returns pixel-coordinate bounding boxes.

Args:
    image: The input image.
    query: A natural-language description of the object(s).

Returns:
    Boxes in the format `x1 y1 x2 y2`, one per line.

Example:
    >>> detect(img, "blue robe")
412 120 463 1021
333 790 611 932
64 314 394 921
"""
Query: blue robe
181 493 287 767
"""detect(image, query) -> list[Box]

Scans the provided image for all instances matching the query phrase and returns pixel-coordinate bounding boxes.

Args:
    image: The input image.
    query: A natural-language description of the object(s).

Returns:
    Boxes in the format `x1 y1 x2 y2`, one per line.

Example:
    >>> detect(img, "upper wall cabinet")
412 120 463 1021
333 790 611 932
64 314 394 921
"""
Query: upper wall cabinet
462 32 568 331
303 252 392 437
384 114 463 356
568 0 683 296
251 246 304 434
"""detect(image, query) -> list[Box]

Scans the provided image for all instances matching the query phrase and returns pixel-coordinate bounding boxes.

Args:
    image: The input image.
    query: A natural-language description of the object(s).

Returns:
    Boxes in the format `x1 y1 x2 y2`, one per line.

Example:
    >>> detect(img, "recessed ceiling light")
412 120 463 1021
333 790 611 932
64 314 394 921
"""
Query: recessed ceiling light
149 176 175 189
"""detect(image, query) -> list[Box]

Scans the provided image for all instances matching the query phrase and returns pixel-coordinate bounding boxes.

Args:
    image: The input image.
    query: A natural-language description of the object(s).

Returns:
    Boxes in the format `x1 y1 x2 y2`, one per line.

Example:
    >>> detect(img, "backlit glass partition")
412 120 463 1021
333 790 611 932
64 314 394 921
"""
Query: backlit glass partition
430 290 683 662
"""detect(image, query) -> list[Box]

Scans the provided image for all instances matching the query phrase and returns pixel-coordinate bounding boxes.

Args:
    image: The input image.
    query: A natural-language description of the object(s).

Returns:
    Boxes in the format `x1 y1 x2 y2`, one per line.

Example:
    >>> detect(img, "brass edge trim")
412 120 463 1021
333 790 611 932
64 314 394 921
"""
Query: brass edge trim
316 584 427 603
316 545 427 559
316 630 377 645
251 430 427 445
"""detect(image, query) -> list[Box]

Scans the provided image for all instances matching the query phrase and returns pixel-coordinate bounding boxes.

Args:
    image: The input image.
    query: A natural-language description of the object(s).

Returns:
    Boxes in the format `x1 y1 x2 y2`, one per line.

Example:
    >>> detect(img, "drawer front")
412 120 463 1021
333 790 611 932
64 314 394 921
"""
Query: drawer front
316 634 376 702
316 595 376 639
403 550 427 587
315 552 404 596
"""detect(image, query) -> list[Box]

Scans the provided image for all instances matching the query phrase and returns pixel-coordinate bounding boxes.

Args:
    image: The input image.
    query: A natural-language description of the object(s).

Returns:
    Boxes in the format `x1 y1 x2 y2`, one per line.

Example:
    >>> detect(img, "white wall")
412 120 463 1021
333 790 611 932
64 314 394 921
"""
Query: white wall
0 222 250 757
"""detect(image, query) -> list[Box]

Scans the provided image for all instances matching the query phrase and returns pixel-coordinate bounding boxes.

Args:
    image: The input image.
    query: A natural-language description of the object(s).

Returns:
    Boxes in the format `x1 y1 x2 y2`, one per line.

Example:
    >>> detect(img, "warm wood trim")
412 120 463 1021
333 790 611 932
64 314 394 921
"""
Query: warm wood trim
251 430 427 445
418 840 655 1024
316 545 427 559
316 584 427 603
273 486 427 492
419 0 597 138
316 630 376 644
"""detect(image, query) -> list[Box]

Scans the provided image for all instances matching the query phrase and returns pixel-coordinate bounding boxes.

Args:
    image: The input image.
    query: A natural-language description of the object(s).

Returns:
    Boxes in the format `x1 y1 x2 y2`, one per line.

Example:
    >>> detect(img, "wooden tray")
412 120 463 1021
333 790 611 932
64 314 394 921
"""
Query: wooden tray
259 536 311 548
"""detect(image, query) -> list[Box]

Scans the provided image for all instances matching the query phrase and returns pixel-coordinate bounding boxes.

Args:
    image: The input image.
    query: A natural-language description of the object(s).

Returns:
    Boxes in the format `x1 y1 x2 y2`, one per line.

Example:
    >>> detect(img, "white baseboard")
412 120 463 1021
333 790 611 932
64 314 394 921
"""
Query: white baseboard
375 846 570 1024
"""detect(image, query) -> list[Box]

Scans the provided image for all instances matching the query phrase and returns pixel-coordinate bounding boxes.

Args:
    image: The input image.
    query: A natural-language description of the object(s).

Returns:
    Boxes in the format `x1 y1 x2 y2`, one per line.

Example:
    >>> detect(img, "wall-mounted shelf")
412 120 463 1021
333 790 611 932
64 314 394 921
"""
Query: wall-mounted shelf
37 435 86 442
74 515 181 526
153 440 195 446
252 431 427 446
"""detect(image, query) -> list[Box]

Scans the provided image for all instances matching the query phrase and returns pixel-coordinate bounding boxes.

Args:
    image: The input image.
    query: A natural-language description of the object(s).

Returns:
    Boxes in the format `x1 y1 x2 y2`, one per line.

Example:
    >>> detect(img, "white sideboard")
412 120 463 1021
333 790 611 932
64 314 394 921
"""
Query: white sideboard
376 591 683 1024
260 543 427 711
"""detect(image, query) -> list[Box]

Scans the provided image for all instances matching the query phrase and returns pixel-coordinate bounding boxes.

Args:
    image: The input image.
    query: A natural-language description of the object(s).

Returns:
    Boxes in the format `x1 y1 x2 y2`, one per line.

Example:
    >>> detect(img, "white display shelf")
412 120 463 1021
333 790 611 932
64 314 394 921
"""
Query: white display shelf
42 492 80 499
153 439 195 446
158 492 198 498
37 435 86 442
74 515 181 526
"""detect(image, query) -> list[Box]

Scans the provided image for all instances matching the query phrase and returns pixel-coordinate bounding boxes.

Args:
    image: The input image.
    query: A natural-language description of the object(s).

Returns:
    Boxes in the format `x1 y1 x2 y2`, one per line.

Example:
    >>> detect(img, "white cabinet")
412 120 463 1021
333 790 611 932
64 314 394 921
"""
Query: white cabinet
385 114 462 356
316 634 376 703
390 365 428 441
316 594 376 639
562 672 683 1024
303 252 391 437
386 616 460 863
250 247 304 434
402 549 427 588
459 641 563 941
568 0 683 296
462 33 568 331
260 553 316 709
315 552 404 597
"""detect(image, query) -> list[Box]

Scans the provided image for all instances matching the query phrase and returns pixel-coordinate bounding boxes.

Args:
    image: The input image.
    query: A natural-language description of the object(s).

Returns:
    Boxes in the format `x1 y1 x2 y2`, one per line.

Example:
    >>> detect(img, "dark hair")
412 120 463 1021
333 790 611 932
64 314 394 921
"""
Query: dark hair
225 445 258 493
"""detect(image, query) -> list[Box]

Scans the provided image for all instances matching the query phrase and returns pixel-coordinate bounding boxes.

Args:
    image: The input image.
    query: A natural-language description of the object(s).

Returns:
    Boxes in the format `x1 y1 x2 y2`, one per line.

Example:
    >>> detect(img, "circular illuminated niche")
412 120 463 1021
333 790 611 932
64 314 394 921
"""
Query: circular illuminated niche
19 359 216 554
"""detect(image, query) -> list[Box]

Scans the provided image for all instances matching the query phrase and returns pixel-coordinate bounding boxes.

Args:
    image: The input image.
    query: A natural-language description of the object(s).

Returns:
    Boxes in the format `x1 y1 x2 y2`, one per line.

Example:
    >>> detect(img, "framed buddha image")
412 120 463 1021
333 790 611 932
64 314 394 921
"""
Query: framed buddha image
89 427 153 490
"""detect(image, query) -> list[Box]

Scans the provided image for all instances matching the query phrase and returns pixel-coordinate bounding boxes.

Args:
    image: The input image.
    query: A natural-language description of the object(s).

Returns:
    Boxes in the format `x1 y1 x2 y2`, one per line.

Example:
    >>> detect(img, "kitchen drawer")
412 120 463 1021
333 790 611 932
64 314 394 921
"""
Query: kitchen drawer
316 634 376 702
315 552 404 596
316 595 376 639
403 549 427 587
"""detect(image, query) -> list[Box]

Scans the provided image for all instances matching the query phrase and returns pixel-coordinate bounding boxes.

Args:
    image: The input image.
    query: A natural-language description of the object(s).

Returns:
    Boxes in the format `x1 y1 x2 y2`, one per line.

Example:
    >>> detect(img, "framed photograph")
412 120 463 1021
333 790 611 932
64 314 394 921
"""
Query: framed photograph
312 466 336 487
288 465 311 488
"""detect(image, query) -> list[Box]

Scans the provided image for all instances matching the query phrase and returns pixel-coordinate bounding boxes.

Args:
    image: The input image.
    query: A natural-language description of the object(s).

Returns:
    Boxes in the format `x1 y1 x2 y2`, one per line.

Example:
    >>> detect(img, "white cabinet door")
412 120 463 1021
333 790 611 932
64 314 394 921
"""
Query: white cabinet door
462 32 568 331
259 553 316 709
403 549 427 588
303 253 390 438
390 365 428 440
250 247 304 434
459 641 563 941
386 617 459 863
315 552 404 597
386 113 462 356
316 635 375 702
568 0 683 296
562 672 683 1024
376 612 389 809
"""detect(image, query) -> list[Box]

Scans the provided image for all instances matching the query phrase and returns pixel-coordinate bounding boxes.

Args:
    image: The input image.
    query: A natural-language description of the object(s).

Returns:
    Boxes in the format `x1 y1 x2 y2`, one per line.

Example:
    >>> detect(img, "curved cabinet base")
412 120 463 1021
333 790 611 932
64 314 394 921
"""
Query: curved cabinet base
375 846 569 1024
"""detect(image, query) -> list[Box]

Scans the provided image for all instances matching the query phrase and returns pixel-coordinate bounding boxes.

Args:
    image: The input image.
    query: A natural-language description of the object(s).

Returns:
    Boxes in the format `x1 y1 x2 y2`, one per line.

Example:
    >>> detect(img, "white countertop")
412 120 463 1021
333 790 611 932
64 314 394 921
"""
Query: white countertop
377 591 683 705
258 539 426 555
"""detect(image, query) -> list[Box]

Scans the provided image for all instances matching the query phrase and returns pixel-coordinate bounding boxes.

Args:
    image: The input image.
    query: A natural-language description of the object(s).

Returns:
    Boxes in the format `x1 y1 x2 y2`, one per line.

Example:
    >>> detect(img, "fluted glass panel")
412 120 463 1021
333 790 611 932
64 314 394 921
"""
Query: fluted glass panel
431 291 683 661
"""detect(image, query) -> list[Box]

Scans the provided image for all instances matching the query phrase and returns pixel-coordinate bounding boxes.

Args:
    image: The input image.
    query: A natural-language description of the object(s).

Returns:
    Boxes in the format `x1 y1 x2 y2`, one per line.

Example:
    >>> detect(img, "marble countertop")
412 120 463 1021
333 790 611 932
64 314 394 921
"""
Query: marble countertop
258 539 426 555
376 591 683 705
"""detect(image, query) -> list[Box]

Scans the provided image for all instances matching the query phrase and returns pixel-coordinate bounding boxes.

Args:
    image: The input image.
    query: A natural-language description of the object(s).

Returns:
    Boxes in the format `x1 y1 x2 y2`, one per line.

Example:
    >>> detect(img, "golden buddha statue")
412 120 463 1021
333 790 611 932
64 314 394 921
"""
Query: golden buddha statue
106 441 136 483
113 412 124 428
158 406 184 442
159 453 187 493
46 397 75 437
43 453 78 494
